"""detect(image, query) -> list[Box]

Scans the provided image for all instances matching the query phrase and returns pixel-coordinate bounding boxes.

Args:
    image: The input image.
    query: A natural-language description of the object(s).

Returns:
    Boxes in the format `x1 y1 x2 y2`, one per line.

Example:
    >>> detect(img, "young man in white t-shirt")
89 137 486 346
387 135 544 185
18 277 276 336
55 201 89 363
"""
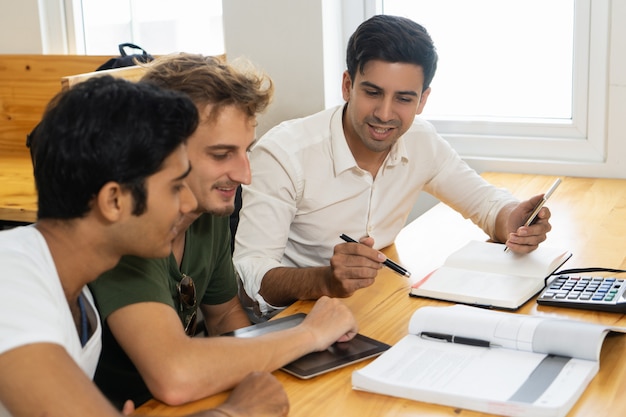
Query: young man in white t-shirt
0 76 288 417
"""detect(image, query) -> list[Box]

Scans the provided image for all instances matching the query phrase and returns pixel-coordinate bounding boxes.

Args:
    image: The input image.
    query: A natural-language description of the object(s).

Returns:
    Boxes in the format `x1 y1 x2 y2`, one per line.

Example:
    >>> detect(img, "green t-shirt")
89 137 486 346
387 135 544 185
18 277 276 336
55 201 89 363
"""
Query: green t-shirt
89 213 238 408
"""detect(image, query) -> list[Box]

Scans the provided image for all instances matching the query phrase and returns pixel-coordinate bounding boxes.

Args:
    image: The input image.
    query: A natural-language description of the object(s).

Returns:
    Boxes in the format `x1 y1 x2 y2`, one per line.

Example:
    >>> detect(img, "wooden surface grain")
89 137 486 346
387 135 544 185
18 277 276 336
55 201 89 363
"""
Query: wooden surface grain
0 54 112 156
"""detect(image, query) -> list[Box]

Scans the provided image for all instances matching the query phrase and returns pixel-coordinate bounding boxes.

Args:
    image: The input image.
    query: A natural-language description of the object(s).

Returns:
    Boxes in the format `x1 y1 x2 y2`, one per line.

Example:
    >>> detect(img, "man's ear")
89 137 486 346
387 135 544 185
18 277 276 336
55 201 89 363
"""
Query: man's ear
416 87 431 115
341 71 353 102
95 182 127 222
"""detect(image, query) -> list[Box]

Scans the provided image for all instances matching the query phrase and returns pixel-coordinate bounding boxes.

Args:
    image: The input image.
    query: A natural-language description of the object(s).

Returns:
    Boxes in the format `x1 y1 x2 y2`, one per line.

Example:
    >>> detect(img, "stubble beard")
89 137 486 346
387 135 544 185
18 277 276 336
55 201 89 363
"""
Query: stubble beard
207 203 235 217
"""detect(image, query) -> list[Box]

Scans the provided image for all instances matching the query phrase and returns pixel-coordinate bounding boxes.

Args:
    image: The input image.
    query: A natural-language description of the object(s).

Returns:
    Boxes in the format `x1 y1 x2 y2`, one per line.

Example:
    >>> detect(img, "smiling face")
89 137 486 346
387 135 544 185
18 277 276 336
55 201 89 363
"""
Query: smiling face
184 103 256 217
341 60 431 160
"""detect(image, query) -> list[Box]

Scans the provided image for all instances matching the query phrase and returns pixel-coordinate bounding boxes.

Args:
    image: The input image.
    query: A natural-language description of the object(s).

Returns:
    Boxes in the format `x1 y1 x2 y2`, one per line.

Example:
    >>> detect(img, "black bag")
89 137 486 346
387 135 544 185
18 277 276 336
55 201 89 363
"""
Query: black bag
96 43 154 70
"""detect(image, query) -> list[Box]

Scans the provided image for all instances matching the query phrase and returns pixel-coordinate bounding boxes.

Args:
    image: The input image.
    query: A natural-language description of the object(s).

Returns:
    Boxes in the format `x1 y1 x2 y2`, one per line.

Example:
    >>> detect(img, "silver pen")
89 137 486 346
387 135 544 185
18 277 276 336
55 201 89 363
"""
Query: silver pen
504 178 561 253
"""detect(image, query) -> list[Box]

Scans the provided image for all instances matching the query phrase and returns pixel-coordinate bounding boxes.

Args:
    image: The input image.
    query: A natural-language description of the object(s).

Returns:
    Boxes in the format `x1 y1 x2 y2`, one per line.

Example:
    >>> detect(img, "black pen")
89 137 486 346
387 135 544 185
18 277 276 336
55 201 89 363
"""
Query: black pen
419 332 493 348
339 234 411 278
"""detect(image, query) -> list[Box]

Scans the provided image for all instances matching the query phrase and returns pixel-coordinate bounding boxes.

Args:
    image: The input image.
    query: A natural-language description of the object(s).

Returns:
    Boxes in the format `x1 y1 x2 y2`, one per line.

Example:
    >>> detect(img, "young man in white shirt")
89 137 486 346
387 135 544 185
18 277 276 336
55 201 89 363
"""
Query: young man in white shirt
233 15 553 319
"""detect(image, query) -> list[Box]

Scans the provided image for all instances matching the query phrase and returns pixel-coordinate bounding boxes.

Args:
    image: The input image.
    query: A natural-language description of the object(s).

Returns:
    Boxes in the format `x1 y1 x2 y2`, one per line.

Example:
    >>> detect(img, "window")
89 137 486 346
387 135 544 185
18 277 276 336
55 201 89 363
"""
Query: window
382 0 574 121
374 0 609 165
65 0 224 56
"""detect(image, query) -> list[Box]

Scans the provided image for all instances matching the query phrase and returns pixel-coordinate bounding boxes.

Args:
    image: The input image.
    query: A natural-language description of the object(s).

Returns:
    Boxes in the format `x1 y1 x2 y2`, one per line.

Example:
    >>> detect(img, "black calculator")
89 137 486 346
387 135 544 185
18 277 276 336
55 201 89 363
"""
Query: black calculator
537 275 626 313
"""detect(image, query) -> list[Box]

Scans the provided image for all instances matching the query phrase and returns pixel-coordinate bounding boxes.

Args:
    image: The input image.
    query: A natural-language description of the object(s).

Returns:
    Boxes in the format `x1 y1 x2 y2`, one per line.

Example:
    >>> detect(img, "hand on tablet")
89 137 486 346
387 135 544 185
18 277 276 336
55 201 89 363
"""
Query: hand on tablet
303 296 358 350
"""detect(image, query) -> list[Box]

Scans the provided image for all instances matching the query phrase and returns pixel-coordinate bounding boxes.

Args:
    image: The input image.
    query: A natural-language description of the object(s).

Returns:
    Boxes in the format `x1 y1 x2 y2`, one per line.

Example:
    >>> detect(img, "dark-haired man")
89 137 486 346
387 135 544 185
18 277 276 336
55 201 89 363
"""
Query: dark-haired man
234 15 553 319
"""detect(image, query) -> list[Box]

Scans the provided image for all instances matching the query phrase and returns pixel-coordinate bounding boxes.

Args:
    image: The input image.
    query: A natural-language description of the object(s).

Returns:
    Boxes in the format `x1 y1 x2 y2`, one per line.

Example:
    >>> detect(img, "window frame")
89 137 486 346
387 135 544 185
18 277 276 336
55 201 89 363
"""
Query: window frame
371 0 610 165
61 0 225 56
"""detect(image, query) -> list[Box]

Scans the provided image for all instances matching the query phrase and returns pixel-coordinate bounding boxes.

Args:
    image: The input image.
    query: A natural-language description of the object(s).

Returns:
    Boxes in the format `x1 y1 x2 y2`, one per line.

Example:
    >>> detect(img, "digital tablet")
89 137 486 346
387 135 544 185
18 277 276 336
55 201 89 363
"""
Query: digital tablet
226 313 390 379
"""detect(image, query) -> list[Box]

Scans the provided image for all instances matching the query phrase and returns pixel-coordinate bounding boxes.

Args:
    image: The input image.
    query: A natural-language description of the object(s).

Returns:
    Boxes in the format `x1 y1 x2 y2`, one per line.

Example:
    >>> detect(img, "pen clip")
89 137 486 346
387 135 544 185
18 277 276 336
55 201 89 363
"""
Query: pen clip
419 332 452 343
419 332 494 348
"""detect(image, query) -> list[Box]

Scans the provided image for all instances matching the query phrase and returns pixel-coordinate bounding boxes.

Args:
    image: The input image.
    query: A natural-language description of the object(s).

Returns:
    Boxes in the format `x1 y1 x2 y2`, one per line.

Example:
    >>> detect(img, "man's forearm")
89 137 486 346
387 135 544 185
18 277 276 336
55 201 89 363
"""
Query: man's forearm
202 299 252 336
259 266 332 307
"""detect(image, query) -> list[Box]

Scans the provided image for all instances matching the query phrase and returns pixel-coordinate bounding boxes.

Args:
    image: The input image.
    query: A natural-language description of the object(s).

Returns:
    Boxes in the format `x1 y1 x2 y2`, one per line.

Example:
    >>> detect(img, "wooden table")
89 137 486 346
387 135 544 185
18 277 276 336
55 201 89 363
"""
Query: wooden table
135 172 626 416
0 153 36 223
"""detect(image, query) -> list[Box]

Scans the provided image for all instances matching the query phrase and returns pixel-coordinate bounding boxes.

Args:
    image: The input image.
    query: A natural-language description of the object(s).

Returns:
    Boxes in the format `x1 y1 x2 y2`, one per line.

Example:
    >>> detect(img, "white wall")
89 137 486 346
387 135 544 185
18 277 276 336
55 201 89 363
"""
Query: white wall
222 0 328 137
0 0 70 54
0 0 44 53
222 0 370 137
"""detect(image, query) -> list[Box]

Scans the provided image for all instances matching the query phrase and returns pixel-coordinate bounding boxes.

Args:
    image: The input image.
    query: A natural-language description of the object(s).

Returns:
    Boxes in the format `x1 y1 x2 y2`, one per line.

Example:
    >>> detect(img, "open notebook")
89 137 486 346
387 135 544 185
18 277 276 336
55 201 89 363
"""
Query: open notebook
410 240 572 309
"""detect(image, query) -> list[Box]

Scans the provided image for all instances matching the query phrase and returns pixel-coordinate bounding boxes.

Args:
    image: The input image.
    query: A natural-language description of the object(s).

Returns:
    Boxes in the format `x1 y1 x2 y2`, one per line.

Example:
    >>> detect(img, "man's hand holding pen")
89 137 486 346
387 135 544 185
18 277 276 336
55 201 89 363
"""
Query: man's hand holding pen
340 234 410 277
502 178 559 254
325 235 382 297
324 234 411 298
501 195 553 254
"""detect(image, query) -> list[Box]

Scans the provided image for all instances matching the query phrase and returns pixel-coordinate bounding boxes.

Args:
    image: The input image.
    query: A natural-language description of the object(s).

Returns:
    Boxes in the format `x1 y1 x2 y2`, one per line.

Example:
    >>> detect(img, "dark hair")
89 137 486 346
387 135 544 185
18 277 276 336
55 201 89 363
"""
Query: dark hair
346 15 438 92
140 53 273 123
30 75 198 219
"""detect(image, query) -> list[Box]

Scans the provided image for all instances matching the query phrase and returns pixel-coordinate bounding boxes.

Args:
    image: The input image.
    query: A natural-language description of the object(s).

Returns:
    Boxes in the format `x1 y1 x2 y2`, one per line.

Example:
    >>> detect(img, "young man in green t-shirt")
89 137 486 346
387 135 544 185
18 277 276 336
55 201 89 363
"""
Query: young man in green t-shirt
89 54 358 409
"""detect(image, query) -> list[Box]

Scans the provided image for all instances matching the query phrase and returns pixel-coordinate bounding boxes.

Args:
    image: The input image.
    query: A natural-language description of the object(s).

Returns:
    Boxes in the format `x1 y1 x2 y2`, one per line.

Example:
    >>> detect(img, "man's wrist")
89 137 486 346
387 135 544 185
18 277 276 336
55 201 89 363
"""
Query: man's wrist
495 202 517 243
318 266 335 298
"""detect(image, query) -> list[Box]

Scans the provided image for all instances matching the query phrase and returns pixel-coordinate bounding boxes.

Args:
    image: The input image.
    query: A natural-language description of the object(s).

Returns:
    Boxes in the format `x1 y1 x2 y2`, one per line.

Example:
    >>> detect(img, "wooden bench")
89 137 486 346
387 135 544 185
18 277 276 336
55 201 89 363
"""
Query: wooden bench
0 55 115 156
0 54 114 224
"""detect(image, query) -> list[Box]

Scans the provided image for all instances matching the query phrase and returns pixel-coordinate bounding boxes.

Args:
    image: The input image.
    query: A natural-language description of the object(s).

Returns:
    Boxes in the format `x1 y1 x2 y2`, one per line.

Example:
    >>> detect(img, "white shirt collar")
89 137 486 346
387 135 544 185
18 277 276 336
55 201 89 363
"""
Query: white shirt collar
330 104 409 177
